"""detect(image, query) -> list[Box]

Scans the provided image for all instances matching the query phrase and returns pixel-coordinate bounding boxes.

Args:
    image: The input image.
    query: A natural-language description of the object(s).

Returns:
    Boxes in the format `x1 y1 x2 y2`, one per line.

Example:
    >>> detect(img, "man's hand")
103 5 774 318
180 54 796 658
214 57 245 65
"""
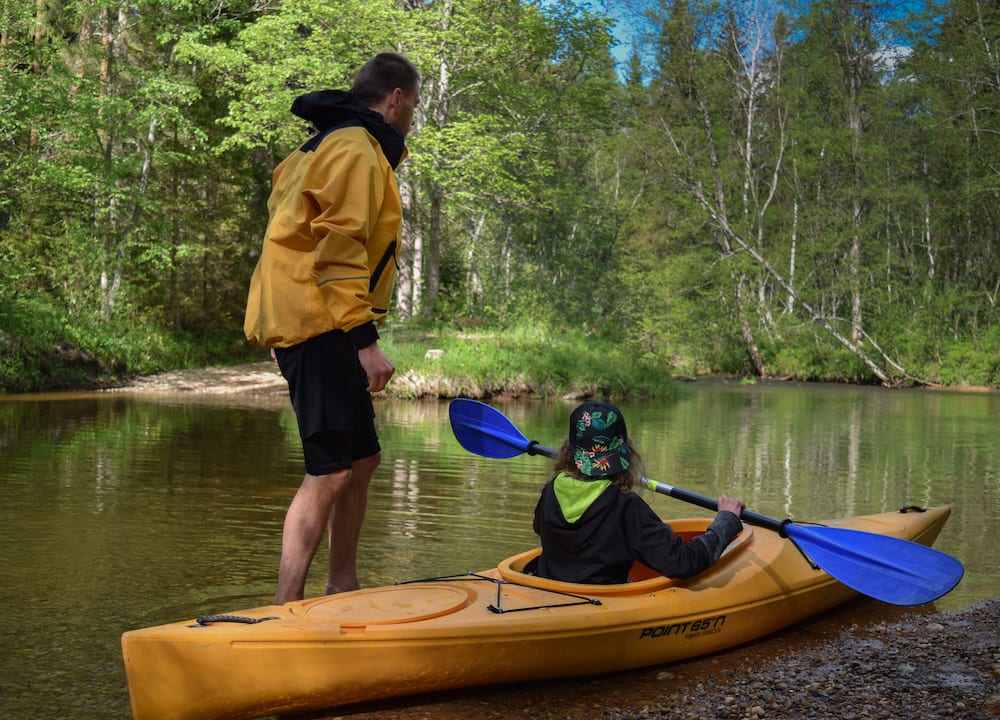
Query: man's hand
357 343 395 393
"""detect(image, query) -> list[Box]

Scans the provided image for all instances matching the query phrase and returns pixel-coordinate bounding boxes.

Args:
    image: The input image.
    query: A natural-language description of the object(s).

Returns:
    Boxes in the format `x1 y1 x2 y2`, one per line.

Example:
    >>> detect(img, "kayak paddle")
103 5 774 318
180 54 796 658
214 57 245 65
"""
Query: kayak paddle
448 398 964 606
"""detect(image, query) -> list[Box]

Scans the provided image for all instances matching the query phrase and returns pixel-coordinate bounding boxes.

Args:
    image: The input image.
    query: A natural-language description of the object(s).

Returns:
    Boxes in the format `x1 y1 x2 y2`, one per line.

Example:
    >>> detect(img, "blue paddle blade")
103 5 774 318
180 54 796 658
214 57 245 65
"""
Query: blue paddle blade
786 524 964 606
449 399 532 458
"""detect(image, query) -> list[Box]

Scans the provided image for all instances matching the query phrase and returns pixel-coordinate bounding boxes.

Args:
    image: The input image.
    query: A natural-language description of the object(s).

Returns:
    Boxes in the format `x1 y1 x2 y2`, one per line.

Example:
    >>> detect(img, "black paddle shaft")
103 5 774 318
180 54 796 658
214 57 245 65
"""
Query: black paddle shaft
526 441 788 535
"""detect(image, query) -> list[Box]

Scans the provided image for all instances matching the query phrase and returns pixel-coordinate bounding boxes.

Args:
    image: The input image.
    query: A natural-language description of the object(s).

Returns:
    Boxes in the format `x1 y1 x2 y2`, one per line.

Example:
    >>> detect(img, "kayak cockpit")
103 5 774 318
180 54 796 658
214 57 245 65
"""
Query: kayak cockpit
497 518 753 596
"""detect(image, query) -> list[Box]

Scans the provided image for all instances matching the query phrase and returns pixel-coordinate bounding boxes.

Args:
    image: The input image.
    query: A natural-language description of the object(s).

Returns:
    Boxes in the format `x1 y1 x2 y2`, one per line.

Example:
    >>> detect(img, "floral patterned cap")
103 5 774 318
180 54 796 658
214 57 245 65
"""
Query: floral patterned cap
570 401 630 477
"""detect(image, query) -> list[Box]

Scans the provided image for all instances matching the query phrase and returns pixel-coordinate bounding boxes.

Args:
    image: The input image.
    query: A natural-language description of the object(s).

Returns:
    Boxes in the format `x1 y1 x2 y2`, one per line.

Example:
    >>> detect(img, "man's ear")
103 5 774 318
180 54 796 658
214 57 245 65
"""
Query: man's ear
380 88 404 125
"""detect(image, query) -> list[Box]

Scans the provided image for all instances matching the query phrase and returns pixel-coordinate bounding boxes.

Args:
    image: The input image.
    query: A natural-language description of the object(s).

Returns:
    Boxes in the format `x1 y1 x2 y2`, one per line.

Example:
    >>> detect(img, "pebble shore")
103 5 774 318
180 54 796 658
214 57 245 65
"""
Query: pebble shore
609 599 1000 720
317 600 999 720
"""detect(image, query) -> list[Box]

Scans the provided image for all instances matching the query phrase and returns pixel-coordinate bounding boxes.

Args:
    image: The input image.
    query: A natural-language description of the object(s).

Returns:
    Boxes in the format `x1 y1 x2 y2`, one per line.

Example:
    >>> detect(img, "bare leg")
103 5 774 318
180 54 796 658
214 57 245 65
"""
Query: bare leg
275 470 351 605
326 452 380 594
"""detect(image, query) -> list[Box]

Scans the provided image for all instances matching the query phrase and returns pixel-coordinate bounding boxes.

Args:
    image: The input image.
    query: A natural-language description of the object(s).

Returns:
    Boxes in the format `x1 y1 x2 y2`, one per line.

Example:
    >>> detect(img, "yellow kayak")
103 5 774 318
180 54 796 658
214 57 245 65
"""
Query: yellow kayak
122 505 951 720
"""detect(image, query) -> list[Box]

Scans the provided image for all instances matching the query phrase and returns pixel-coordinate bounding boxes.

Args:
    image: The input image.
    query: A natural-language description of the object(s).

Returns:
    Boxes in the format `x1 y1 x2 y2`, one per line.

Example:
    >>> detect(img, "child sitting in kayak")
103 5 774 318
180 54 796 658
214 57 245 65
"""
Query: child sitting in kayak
531 400 745 584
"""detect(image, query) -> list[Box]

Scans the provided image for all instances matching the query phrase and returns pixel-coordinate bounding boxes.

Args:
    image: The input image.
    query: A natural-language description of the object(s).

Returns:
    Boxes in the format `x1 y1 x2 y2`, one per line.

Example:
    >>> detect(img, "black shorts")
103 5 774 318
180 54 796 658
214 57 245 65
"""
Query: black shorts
274 330 381 475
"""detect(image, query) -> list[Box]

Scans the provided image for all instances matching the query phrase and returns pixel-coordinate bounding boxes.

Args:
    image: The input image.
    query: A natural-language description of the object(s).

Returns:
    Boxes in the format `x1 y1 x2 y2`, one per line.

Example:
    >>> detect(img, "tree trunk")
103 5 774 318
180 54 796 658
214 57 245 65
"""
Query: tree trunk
421 188 442 320
697 192 899 385
849 106 864 346
738 276 765 376
397 177 421 319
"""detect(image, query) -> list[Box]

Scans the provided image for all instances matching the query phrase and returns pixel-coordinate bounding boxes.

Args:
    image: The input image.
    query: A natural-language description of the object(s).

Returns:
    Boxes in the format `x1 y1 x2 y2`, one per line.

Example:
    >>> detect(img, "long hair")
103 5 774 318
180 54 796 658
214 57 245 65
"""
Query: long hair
351 53 420 105
552 438 645 491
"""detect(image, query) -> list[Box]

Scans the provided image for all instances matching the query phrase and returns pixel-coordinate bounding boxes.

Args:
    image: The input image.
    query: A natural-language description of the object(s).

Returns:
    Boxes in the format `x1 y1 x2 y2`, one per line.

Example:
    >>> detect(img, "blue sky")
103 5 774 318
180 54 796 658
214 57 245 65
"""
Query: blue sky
562 0 936 79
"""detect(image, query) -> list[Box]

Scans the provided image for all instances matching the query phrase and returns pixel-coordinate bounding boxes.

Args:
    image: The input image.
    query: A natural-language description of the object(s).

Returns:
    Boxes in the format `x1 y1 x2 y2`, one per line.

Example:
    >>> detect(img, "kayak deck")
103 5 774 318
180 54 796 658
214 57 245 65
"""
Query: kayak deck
122 505 952 720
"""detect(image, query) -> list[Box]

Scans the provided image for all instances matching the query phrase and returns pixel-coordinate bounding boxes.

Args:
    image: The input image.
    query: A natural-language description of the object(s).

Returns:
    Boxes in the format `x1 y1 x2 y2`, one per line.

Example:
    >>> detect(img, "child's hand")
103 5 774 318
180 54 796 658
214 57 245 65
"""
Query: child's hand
717 495 745 517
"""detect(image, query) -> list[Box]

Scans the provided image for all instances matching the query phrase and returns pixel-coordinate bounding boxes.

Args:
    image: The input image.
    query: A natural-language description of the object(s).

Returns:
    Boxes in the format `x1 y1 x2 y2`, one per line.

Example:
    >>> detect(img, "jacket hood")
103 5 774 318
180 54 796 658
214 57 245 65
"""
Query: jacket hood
542 476 617 551
291 89 407 169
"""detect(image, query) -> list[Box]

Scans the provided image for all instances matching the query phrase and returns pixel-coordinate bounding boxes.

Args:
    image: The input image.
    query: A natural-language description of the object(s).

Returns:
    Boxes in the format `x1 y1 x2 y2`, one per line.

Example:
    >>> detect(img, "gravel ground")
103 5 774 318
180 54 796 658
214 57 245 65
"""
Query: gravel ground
610 599 1000 720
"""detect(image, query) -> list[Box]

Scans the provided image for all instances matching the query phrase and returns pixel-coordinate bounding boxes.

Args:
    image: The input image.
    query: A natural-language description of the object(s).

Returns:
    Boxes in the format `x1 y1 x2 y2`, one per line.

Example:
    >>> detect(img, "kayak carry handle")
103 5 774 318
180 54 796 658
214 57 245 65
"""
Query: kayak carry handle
193 615 279 627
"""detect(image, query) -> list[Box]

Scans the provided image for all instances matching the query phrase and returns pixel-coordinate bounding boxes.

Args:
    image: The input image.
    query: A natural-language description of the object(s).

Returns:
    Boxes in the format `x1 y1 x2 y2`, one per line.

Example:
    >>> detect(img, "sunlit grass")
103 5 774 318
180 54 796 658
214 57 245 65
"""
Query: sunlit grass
379 323 677 400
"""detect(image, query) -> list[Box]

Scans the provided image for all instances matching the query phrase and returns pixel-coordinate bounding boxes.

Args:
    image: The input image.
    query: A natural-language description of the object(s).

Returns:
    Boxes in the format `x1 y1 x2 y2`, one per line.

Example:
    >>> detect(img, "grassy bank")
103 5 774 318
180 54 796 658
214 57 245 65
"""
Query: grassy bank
0 292 256 393
378 324 677 400
2 289 994 395
0 296 677 398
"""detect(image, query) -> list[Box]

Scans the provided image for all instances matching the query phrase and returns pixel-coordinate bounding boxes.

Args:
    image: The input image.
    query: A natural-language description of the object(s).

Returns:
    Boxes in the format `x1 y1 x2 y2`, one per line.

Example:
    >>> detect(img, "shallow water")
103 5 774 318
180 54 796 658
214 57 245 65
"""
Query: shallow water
0 379 997 719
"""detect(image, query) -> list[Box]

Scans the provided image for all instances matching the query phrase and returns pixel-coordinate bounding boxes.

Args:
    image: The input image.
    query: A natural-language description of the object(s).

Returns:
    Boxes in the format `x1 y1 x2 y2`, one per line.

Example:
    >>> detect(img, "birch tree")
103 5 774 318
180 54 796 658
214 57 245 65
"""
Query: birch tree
399 0 618 322
636 0 789 376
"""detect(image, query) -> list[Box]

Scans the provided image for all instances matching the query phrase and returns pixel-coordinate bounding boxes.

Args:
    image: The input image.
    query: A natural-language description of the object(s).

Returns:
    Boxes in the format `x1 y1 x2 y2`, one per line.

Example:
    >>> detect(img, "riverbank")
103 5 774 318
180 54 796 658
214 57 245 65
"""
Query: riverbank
106 361 288 395
3 326 682 398
104 360 998 400
7 318 998 397
619 598 1000 720
103 355 674 400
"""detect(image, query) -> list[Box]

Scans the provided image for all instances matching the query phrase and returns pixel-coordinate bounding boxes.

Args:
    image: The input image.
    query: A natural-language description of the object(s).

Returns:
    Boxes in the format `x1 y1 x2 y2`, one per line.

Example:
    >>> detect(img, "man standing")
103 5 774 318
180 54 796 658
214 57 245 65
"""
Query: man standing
244 53 420 604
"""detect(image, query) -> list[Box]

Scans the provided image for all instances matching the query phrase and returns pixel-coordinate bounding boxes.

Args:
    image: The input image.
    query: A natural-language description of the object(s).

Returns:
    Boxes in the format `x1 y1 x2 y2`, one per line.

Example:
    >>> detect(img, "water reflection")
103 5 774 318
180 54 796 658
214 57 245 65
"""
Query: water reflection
0 381 997 720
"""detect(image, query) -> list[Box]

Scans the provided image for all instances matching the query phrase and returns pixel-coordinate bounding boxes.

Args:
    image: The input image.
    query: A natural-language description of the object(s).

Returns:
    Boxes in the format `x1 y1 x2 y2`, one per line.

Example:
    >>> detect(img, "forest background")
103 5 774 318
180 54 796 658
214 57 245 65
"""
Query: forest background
1 0 997 395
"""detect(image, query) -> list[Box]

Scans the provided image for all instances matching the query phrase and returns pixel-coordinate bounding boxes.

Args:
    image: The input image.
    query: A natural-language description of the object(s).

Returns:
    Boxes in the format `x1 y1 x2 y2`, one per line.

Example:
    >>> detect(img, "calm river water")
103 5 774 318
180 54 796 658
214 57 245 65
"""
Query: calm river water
1 379 997 719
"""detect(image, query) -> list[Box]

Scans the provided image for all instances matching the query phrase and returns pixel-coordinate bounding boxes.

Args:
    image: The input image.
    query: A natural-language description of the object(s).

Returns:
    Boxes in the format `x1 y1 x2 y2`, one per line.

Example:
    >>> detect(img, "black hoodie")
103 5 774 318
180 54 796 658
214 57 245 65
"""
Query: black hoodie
532 476 743 584
291 89 406 169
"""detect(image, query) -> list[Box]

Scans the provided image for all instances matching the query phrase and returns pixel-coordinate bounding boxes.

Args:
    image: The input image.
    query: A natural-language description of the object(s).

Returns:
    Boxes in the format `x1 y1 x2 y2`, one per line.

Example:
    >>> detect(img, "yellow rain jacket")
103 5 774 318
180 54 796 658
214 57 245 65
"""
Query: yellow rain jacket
244 91 406 350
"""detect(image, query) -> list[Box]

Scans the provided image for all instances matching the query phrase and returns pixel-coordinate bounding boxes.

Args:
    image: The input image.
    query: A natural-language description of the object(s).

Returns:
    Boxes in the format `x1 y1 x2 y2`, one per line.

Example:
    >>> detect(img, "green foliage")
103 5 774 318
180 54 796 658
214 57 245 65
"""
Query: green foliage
380 323 676 400
0 0 996 393
931 339 999 387
177 0 399 153
0 287 254 393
